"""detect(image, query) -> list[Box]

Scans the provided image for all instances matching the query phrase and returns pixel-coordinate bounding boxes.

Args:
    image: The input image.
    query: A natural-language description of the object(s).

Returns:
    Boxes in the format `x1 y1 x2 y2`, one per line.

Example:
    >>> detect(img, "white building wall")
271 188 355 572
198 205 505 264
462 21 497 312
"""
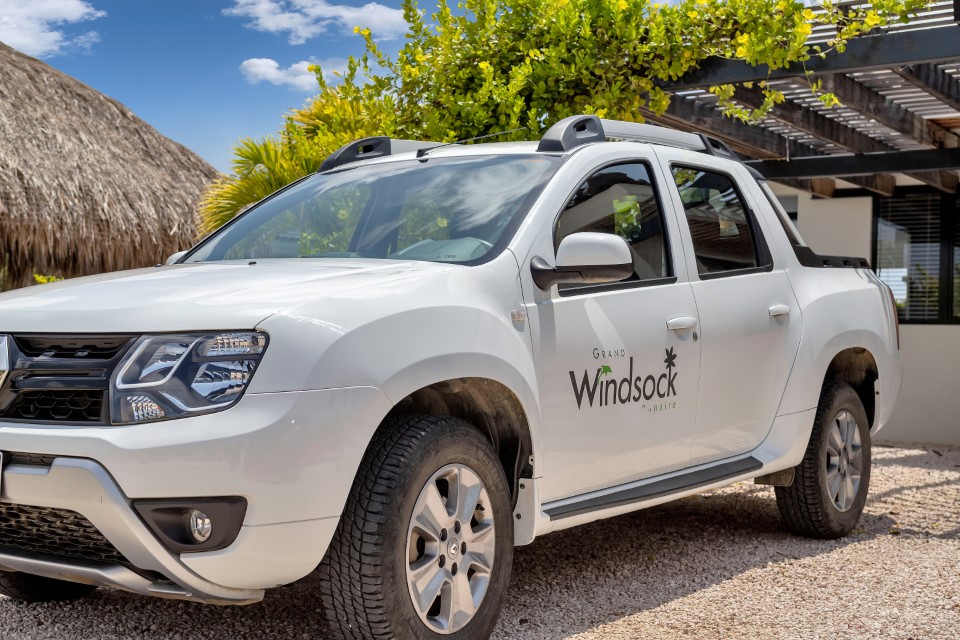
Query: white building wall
771 184 960 446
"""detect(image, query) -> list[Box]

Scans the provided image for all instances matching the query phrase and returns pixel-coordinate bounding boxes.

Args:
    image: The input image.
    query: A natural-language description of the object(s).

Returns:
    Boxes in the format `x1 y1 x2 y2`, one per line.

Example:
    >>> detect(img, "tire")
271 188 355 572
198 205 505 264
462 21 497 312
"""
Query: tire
319 415 514 640
0 572 96 603
775 380 872 539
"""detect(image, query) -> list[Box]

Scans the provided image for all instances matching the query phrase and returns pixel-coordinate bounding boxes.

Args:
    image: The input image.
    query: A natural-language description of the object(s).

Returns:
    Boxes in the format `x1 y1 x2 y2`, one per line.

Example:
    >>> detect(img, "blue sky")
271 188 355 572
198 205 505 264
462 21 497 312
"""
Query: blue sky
0 0 409 172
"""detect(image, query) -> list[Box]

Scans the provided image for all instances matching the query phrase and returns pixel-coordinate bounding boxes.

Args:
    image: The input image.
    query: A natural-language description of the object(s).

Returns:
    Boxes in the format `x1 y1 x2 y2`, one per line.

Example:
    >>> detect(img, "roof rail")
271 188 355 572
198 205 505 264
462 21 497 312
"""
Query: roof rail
600 119 706 151
696 133 739 160
537 115 606 152
318 136 391 172
538 115 740 159
318 137 443 172
318 117 741 171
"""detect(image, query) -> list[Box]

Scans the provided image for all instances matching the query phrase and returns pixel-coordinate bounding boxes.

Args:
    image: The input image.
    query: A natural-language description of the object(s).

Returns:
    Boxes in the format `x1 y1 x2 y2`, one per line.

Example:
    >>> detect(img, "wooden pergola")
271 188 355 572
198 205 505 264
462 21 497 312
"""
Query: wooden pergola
650 0 960 197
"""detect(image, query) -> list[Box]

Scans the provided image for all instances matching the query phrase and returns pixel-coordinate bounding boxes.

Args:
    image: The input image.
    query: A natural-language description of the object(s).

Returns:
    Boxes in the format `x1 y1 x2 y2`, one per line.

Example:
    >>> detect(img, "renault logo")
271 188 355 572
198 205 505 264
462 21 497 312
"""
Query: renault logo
0 335 8 388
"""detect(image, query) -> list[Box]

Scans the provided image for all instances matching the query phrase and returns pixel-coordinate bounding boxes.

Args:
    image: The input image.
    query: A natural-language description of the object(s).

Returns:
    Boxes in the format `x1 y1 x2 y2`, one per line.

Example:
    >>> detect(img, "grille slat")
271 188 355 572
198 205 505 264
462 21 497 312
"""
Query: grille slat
13 335 134 360
0 503 128 566
6 390 104 422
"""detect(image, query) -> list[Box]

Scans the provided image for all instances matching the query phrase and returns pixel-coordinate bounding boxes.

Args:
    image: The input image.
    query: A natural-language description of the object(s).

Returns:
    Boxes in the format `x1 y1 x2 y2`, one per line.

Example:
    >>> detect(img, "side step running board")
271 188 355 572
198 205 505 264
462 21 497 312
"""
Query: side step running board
544 456 763 520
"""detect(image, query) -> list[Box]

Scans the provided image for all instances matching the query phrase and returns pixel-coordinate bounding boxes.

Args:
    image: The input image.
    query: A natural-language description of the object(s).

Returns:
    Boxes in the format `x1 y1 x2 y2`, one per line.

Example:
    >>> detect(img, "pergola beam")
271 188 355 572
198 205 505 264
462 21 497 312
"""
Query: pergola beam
733 85 890 154
890 63 960 112
746 148 960 179
907 170 959 193
817 73 960 149
777 178 837 198
659 26 960 91
749 79 959 191
647 93 903 195
641 96 815 160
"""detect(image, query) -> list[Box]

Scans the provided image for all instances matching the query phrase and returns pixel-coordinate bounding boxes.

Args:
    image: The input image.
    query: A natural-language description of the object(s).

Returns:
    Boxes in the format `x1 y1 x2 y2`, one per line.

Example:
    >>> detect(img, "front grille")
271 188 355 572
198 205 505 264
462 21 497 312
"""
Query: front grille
6 390 104 422
0 334 137 425
13 335 133 359
0 503 128 566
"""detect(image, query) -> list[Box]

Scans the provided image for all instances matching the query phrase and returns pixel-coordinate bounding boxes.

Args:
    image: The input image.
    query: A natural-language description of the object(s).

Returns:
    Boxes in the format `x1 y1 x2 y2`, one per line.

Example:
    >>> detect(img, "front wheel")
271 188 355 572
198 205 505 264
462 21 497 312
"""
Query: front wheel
319 415 514 640
775 380 872 538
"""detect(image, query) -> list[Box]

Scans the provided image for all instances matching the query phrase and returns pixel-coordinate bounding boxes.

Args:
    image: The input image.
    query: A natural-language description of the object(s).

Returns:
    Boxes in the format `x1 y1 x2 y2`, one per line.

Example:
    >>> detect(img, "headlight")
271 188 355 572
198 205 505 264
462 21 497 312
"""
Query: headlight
110 332 267 424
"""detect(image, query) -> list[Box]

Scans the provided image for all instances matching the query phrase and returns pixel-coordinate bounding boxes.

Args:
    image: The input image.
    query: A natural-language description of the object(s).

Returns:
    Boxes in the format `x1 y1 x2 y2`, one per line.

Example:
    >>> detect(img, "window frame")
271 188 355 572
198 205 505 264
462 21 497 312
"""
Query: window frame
668 163 774 281
551 159 678 298
871 187 960 325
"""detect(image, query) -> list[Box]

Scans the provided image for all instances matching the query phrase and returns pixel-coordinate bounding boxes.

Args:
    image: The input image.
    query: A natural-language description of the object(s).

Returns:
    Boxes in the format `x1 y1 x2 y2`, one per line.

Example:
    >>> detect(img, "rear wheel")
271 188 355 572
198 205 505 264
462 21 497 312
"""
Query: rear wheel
775 380 872 538
319 415 513 640
0 572 96 603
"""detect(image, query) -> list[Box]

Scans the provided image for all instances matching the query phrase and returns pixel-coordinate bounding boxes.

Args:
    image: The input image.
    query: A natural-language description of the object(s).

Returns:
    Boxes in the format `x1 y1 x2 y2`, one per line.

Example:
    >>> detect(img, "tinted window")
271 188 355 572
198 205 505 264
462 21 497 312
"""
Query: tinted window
672 167 760 275
556 163 671 284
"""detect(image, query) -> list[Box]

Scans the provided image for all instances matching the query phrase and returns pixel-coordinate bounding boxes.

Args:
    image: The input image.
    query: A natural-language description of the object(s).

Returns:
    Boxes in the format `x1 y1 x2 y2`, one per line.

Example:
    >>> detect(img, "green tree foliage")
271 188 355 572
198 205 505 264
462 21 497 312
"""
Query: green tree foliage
201 0 927 233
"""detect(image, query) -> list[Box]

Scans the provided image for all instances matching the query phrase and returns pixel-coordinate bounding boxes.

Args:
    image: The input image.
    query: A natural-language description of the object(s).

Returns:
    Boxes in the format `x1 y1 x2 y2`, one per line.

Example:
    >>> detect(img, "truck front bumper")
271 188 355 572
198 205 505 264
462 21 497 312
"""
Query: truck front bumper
0 386 392 604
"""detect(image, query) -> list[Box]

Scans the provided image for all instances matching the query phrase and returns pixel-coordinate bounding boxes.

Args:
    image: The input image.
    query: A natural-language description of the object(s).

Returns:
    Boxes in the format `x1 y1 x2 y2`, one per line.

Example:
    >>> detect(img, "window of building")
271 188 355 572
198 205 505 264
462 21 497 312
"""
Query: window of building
556 162 671 289
670 166 764 276
874 191 958 324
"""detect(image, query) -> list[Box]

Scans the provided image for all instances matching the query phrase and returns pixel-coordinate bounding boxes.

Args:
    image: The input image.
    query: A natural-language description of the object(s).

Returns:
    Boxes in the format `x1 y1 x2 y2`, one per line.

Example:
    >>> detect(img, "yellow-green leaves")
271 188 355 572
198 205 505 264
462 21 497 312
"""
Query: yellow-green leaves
200 0 930 233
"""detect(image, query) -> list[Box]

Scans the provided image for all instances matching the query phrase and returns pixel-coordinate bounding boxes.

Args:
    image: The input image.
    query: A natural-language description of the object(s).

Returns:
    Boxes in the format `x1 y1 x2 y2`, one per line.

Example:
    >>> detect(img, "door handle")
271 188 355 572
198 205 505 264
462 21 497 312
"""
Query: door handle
768 304 791 317
666 316 698 331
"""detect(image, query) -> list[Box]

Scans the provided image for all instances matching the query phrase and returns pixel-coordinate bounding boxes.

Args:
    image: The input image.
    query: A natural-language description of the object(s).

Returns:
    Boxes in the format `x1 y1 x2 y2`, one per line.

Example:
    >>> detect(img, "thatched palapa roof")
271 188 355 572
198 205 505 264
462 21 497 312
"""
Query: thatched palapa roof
0 41 218 289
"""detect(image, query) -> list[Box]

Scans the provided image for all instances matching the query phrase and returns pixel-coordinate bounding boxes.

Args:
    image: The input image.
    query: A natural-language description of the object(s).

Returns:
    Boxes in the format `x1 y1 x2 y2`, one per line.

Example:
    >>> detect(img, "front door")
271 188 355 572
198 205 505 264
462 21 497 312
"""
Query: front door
524 160 702 503
662 161 802 465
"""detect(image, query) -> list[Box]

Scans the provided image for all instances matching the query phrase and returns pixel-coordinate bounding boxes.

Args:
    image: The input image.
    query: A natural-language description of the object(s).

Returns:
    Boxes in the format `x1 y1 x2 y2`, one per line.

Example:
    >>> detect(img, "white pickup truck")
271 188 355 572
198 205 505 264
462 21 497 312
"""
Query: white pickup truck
0 116 901 639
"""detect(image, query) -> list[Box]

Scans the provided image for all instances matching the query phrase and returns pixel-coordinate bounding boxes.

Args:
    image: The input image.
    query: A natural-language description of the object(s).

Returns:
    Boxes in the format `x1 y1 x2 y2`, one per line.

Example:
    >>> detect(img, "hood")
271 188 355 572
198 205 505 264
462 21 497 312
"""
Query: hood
0 260 459 333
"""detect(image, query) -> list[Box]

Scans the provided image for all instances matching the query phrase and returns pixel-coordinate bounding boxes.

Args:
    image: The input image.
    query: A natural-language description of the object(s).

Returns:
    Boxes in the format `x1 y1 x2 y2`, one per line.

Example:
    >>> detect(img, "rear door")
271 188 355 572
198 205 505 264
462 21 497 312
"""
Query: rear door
656 155 801 465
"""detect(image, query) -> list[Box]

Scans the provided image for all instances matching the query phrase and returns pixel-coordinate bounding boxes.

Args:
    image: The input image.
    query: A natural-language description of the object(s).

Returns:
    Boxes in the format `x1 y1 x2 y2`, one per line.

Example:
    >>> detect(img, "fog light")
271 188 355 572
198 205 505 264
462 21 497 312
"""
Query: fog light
134 497 246 553
188 509 213 543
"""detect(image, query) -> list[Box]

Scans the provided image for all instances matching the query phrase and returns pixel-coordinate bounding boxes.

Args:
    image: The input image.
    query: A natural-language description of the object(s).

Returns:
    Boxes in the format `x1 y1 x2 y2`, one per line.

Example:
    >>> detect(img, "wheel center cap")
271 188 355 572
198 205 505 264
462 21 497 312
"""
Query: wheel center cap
839 453 848 474
448 538 460 558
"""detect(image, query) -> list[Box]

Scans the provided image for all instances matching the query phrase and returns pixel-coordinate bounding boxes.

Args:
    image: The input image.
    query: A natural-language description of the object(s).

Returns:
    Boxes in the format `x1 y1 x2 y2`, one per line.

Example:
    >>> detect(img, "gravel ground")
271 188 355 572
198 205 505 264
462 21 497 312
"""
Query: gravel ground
1 444 958 639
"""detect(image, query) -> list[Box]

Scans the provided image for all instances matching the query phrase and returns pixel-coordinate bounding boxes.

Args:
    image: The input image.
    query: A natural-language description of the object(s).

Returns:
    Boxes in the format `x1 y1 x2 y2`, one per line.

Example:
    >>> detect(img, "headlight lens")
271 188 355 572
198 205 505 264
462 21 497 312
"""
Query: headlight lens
111 332 267 424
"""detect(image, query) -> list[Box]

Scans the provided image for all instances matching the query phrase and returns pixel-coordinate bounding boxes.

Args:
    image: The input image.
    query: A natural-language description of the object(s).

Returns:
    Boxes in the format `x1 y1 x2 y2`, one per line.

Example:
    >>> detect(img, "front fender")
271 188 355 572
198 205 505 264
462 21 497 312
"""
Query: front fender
251 255 544 464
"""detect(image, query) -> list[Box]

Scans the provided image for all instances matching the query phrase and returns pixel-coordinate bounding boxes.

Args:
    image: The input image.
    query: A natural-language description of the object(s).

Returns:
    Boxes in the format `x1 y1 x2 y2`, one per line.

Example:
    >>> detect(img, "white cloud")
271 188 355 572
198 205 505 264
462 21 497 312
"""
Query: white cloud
0 0 105 58
224 0 406 43
240 57 348 91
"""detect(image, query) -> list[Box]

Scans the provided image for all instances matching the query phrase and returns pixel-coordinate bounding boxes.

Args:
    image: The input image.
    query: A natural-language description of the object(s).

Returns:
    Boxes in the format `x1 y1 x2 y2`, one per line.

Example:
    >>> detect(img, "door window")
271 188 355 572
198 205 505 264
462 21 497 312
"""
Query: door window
556 162 672 288
671 167 766 276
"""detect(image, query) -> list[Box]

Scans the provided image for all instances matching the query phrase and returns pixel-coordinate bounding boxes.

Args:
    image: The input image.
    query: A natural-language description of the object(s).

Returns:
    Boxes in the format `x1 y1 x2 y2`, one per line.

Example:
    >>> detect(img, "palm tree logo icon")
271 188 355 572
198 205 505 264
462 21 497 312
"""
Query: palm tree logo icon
663 347 677 371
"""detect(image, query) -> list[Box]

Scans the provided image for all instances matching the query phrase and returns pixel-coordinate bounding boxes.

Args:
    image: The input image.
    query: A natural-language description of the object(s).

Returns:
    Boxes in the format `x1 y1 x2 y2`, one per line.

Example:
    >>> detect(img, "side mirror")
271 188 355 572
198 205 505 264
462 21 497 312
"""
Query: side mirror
166 250 187 265
531 232 633 290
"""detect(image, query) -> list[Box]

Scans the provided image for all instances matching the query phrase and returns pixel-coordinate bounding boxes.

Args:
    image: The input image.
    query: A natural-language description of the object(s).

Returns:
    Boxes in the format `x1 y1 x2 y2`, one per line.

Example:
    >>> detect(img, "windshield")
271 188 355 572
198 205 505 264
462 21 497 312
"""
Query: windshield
186 154 562 265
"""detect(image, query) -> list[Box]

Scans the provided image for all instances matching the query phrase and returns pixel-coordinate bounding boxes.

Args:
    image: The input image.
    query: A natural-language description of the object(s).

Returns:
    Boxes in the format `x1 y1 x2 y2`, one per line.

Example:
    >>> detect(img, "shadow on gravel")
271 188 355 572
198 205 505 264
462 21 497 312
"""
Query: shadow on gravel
0 487 899 639
490 486 896 639
873 444 960 471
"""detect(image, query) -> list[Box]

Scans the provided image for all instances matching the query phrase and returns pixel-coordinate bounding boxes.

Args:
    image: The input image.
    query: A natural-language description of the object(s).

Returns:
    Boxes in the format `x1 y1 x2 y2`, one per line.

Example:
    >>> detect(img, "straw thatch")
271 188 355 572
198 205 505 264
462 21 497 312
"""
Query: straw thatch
0 41 218 289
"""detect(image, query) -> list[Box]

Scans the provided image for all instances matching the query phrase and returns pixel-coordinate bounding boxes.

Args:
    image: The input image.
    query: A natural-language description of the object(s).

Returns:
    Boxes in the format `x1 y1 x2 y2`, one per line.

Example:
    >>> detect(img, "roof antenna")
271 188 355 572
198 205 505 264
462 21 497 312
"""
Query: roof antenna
416 127 526 158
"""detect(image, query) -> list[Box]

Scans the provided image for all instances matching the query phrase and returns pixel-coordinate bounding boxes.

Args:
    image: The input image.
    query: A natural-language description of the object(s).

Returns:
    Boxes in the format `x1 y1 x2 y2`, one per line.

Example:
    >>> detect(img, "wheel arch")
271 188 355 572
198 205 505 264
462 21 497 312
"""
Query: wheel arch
778 326 890 422
822 347 879 430
385 377 535 507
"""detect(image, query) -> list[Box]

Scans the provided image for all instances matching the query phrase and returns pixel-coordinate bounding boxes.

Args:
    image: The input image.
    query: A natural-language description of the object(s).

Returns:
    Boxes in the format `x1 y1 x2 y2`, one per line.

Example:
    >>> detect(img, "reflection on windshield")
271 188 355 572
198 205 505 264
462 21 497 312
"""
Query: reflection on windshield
186 155 562 265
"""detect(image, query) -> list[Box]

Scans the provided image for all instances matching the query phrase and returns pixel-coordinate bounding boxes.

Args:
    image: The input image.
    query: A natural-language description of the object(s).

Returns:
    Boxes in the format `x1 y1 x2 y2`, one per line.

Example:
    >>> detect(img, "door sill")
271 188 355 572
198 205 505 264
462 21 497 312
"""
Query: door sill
543 456 763 520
